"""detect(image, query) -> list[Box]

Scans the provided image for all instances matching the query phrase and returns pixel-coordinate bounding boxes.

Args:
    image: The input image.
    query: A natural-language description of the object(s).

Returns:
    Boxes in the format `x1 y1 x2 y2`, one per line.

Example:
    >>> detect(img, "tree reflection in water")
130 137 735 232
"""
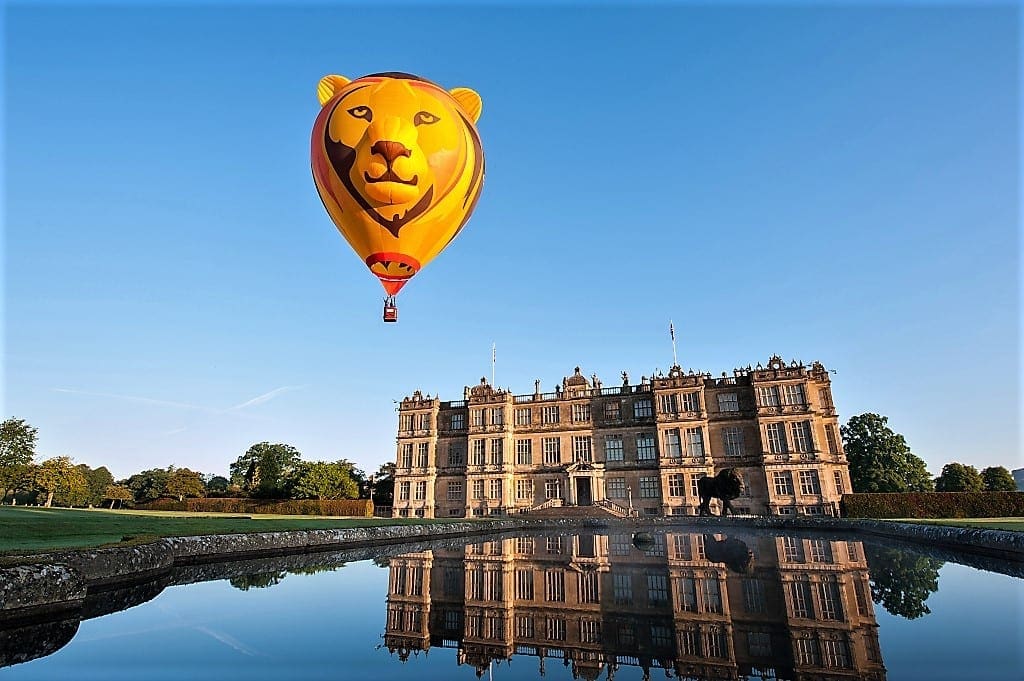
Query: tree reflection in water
865 545 943 620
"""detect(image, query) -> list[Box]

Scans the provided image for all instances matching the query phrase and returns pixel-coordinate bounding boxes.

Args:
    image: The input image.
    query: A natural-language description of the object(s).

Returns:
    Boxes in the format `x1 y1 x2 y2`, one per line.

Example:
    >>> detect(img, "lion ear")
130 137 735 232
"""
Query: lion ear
449 87 482 123
317 75 351 106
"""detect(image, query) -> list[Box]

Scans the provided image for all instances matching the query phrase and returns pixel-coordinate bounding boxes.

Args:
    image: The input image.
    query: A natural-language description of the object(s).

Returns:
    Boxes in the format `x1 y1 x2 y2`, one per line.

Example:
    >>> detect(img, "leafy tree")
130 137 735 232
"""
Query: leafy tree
76 465 114 507
123 468 171 502
229 443 301 498
371 462 396 505
980 466 1017 492
34 456 89 507
841 413 934 492
204 475 230 495
935 462 984 492
865 544 944 619
293 461 359 500
229 571 286 591
104 484 134 509
0 418 37 502
166 467 206 501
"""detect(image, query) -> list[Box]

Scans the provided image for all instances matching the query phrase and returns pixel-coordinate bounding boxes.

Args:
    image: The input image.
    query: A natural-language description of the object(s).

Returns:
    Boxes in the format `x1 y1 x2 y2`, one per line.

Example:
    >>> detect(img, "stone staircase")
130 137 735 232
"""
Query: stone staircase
522 504 624 519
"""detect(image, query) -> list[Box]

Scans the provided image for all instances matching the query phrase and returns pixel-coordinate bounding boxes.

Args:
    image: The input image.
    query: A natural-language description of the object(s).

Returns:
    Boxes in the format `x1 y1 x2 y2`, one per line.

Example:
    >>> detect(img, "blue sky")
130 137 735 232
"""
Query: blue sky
4 2 1019 479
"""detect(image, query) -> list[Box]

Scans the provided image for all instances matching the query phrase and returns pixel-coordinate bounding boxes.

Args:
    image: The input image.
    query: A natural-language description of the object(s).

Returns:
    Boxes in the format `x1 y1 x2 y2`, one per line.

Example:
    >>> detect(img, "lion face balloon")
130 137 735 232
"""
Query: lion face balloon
311 72 485 296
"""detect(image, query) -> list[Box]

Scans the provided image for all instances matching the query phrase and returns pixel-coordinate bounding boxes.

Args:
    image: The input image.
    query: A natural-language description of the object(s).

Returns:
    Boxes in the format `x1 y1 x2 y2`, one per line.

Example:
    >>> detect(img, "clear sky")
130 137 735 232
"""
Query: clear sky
4 1 1019 480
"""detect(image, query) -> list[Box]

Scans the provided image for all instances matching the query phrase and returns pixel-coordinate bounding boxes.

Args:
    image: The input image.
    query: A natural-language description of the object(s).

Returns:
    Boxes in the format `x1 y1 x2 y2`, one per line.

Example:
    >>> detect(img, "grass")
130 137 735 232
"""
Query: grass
896 518 1024 532
0 506 452 554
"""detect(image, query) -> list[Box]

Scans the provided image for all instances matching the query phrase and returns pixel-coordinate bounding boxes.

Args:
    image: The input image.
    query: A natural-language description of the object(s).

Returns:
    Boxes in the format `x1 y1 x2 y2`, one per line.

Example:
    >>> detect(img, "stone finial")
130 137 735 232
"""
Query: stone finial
534 379 541 394
621 371 629 386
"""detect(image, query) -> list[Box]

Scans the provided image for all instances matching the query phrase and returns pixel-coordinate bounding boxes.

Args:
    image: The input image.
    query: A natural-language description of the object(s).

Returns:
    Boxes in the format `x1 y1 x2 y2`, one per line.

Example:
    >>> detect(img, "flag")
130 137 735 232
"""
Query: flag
492 343 496 363
669 321 675 342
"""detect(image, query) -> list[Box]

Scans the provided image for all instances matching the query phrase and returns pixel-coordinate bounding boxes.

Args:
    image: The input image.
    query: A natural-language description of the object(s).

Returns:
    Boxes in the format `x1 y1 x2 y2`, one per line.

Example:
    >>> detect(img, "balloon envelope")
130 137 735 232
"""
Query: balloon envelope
311 72 485 296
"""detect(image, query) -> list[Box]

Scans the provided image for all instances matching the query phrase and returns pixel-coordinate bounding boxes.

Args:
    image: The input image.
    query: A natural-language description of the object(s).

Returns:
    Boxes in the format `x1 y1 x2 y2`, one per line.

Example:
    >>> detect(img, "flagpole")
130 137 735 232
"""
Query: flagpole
670 320 678 367
491 343 496 386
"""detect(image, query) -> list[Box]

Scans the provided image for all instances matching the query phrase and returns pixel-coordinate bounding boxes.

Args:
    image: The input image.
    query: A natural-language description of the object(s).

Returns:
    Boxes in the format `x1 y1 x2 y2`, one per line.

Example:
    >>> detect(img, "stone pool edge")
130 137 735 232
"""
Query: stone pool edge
2 516 1021 619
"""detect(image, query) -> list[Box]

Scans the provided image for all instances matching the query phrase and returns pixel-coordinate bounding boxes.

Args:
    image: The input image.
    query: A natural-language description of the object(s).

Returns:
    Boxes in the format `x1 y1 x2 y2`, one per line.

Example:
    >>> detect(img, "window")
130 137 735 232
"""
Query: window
819 386 834 408
604 435 623 462
799 470 821 495
447 481 463 501
606 477 626 498
516 478 533 500
515 439 532 464
758 386 780 407
742 578 766 613
636 433 656 460
400 443 413 468
418 413 430 430
647 574 669 605
722 426 744 457
634 399 653 418
685 428 705 457
791 421 813 453
854 578 871 616
544 570 565 601
416 442 429 467
773 471 794 496
747 631 772 657
515 615 534 638
783 383 806 406
765 423 788 453
809 539 832 563
578 571 599 603
700 578 723 613
690 473 706 499
718 393 739 412
571 403 591 422
613 574 632 603
796 636 820 665
515 537 534 555
664 428 682 457
658 393 678 414
580 619 601 643
542 405 560 424
447 444 465 467
400 414 413 431
821 638 850 667
489 408 503 426
572 436 592 462
544 479 560 499
472 440 486 465
681 392 700 412
489 479 502 500
782 536 805 562
472 480 484 499
789 580 814 619
668 474 685 497
846 541 860 562
451 412 465 430
515 407 531 425
678 576 697 612
515 568 534 599
672 535 692 560
414 481 426 500
545 617 566 641
471 409 485 426
825 424 839 454
542 437 560 464
399 481 410 500
639 476 658 498
604 401 621 419
546 536 563 554
490 438 504 465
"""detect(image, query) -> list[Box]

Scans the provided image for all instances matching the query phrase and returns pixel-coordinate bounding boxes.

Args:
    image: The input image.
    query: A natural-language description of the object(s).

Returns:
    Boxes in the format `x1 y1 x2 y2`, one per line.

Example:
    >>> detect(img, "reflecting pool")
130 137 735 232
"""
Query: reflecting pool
2 529 1021 679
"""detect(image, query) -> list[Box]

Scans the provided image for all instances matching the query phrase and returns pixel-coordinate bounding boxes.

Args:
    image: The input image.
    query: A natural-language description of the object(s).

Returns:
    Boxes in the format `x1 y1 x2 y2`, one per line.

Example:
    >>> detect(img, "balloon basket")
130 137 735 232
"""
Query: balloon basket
383 296 398 323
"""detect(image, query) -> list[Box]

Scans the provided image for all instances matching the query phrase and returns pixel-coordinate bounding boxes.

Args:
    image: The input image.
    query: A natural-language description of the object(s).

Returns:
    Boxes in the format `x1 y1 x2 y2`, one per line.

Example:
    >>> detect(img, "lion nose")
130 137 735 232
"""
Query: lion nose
371 140 411 165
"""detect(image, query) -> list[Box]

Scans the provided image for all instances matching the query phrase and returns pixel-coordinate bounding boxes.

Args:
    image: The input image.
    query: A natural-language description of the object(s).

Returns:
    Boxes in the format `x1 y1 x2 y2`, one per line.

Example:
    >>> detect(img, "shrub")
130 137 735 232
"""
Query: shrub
841 492 1024 519
137 497 373 517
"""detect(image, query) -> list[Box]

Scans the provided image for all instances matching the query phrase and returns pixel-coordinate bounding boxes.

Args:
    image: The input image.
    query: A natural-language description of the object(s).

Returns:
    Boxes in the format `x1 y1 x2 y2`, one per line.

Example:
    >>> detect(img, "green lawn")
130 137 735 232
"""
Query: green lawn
0 506 448 554
899 518 1024 532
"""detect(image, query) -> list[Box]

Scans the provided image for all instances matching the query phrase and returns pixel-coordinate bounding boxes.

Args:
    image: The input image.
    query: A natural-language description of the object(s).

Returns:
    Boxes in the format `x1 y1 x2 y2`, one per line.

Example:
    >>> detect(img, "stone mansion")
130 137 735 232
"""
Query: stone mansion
392 356 851 519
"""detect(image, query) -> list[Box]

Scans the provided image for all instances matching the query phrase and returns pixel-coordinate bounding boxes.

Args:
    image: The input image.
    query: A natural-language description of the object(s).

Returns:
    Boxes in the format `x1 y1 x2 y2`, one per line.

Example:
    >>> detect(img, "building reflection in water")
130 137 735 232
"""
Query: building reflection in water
384 532 885 680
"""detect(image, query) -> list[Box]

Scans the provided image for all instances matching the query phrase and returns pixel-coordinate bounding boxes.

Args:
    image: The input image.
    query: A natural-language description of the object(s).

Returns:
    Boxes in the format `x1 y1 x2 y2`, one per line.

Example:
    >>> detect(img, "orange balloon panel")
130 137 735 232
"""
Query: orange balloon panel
311 72 485 295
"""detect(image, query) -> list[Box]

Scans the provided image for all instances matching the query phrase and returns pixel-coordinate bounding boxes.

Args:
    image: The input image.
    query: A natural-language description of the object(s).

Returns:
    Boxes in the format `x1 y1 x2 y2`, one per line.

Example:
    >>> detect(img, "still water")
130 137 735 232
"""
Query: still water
2 529 1021 680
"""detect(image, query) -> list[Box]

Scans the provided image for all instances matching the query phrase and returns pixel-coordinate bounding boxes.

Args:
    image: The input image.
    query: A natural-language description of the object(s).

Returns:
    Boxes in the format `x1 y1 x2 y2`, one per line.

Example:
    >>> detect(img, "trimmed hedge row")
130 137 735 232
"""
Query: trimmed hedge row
841 492 1024 519
138 498 374 517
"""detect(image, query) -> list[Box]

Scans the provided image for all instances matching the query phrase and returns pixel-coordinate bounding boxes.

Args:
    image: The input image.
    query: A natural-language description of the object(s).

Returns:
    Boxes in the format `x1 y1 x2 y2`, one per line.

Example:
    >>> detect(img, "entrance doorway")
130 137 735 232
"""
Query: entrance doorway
576 477 592 506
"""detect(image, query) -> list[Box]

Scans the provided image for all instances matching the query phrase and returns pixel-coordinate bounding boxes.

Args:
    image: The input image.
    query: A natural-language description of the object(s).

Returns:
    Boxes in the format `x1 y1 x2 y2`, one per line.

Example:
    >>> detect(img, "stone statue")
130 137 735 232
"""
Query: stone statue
697 469 743 516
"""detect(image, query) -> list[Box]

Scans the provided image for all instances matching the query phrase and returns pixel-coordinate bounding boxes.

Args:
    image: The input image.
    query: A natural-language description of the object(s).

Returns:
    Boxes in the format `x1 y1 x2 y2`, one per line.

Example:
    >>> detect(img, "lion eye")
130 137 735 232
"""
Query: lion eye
414 111 439 126
347 106 373 122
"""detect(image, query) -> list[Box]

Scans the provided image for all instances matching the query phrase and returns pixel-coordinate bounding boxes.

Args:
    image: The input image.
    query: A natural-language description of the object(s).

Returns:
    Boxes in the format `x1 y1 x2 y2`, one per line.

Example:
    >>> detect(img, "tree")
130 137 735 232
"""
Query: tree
166 467 206 501
841 413 934 493
77 465 114 507
205 475 230 496
293 461 359 500
123 468 171 503
372 462 396 505
104 484 134 509
935 462 984 492
865 544 944 619
34 456 88 507
0 418 37 503
229 443 301 498
980 466 1017 492
229 572 286 591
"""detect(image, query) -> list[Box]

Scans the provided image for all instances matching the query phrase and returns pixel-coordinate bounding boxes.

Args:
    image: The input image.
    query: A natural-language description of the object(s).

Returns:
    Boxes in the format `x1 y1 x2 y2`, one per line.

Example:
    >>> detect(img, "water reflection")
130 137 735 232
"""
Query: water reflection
384 532 886 680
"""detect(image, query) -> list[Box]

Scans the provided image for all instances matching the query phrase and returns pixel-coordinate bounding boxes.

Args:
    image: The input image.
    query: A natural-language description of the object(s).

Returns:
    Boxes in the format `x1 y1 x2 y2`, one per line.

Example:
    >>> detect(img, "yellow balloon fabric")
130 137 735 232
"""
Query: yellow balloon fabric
311 72 485 296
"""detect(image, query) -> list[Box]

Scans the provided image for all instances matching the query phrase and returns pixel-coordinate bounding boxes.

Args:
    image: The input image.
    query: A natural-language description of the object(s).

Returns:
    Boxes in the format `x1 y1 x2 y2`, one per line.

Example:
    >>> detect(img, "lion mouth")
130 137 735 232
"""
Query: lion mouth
364 169 418 186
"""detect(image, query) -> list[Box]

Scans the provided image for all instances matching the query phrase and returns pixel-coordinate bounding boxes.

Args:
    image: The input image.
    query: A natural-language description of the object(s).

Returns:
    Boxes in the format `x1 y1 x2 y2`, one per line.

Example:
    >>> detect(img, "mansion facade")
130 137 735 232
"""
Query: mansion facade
392 356 851 519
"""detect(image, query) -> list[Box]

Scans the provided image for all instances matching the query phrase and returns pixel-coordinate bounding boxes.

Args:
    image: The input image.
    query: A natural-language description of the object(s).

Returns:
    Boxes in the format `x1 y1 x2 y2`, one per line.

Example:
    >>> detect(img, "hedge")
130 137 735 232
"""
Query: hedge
137 498 374 517
841 492 1024 519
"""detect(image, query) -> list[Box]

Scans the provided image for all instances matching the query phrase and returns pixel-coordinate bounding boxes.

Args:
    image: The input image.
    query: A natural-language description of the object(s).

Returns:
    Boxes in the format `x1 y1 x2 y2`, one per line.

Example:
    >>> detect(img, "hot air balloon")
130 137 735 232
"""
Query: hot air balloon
311 72 485 322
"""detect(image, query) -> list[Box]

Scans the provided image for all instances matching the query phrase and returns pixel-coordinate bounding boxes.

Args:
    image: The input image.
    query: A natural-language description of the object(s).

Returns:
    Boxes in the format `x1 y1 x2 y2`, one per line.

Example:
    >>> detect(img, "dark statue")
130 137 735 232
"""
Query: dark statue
697 468 742 516
702 534 755 573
